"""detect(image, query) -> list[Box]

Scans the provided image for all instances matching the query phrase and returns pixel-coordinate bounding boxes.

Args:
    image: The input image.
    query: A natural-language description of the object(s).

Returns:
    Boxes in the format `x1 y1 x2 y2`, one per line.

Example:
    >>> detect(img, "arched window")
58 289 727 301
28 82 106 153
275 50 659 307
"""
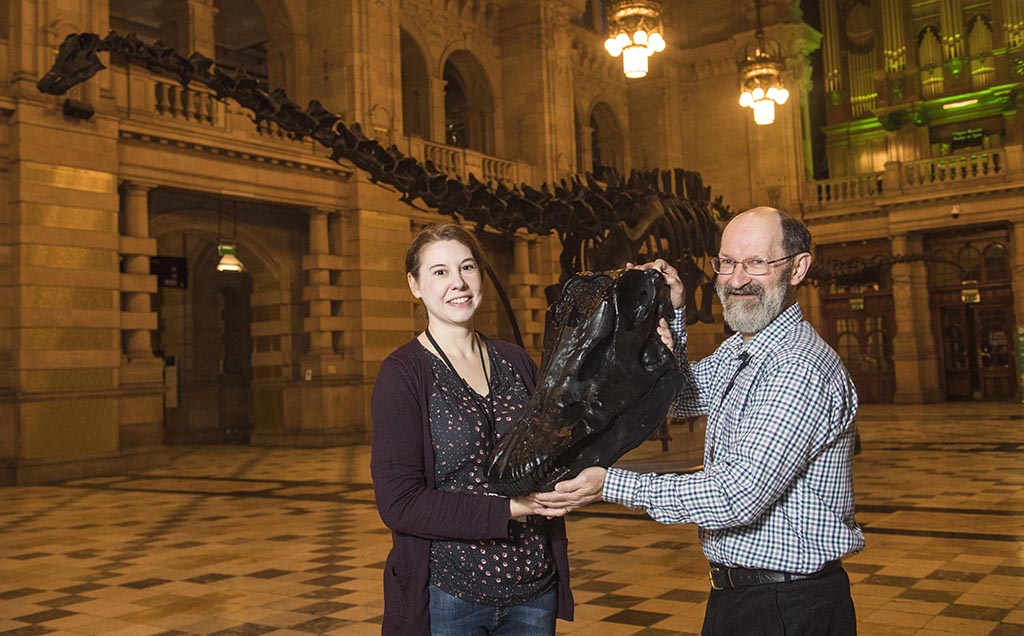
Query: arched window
957 244 982 281
590 102 624 180
864 317 891 371
444 64 469 148
982 242 1009 281
837 331 862 371
214 0 270 83
400 30 430 140
443 52 494 154
928 248 960 287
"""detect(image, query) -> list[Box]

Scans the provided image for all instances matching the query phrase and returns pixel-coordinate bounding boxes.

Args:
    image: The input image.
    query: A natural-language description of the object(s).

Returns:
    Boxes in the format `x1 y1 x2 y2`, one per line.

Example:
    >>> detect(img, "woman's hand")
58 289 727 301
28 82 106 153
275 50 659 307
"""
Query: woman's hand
509 496 534 522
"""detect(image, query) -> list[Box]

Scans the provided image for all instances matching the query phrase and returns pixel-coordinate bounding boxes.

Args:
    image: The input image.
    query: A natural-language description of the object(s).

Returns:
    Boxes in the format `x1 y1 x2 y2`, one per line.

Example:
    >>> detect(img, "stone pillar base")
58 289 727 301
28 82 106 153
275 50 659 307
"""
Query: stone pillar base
6 447 171 486
250 376 367 447
120 357 167 449
120 356 165 386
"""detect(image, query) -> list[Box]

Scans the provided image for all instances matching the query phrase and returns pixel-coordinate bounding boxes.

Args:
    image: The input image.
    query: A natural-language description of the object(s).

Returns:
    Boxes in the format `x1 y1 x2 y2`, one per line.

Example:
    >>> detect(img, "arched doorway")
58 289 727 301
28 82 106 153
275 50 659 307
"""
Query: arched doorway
154 235 255 443
927 226 1017 400
443 51 495 154
817 238 896 403
589 102 625 180
401 28 431 140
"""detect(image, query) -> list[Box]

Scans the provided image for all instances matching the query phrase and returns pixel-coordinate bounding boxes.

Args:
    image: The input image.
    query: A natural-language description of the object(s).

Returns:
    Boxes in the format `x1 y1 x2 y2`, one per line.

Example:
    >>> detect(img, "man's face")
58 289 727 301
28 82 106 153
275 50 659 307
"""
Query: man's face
714 211 793 336
716 263 791 335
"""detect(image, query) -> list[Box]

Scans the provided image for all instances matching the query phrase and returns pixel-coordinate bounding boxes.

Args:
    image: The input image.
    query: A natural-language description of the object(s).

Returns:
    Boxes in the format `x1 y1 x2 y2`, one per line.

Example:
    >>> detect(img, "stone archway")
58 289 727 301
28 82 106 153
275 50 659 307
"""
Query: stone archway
589 101 625 179
442 50 495 155
400 28 431 140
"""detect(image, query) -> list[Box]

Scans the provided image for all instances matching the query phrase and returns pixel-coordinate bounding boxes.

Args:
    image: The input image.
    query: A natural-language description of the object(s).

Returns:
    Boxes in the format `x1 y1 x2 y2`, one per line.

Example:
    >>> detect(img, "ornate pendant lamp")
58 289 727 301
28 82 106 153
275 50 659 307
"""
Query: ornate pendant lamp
216 200 245 273
738 0 789 125
603 1 666 79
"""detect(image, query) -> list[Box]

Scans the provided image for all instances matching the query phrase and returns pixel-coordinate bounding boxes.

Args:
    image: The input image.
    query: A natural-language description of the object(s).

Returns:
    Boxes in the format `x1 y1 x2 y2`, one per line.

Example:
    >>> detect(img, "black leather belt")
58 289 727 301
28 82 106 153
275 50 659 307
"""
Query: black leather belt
709 560 841 590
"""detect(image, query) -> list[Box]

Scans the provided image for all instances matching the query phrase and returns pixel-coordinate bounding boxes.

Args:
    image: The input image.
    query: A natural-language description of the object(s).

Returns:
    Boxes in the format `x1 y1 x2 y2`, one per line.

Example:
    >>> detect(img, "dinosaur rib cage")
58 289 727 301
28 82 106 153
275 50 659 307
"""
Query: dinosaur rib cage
37 32 729 300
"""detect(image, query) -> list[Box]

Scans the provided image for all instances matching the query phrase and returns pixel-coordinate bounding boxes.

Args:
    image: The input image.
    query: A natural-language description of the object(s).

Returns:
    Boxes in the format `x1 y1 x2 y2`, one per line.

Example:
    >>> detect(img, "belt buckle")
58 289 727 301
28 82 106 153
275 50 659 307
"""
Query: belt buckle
709 567 721 590
709 566 729 590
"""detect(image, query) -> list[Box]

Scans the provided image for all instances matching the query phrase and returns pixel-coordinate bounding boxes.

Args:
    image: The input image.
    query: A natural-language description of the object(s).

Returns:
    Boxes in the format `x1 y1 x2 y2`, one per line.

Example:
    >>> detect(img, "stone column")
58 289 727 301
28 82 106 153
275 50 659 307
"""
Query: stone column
159 0 218 59
118 181 165 451
260 208 362 447
1012 221 1024 326
891 234 941 402
508 233 546 357
305 209 333 355
120 182 158 361
1013 222 1024 403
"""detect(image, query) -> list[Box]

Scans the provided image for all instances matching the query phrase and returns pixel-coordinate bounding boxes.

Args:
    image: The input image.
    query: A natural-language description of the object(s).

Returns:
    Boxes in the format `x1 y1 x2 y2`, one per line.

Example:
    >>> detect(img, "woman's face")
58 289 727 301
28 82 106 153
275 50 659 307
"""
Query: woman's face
407 239 483 328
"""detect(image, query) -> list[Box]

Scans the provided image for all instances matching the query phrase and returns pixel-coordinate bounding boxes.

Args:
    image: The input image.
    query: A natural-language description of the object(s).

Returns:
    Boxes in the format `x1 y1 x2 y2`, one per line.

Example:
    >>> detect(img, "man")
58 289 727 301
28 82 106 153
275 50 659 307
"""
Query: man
533 207 864 635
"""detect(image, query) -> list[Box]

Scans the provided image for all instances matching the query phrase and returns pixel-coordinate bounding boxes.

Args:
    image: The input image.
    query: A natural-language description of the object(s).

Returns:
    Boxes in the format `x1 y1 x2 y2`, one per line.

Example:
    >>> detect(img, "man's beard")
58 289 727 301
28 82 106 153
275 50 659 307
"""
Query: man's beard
716 269 791 335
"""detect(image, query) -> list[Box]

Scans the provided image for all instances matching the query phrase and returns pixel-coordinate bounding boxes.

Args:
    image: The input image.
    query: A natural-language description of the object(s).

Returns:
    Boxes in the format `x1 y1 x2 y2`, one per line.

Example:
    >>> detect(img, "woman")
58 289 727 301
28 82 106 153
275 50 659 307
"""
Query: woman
370 223 574 636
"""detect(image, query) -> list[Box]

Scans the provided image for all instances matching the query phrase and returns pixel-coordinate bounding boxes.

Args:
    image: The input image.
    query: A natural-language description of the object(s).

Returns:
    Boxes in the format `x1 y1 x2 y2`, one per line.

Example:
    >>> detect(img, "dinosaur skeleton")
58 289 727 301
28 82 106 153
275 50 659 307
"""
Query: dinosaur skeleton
36 32 950 490
36 31 730 339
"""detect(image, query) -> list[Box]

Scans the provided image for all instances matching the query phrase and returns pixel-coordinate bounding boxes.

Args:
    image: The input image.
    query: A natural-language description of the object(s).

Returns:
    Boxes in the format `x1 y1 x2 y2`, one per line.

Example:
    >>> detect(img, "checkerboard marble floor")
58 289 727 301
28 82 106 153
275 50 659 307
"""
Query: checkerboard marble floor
2 403 1022 636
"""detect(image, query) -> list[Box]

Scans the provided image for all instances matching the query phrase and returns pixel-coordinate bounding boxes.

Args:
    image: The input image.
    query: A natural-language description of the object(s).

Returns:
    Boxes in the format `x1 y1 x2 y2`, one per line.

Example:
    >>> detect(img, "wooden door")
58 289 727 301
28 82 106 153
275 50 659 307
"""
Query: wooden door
926 226 1018 401
823 295 896 403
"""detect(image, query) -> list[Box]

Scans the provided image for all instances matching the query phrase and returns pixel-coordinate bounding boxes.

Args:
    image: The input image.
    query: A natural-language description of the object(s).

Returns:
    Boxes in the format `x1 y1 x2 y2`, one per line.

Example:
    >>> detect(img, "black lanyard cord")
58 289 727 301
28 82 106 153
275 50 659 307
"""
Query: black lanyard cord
721 352 751 404
424 329 496 444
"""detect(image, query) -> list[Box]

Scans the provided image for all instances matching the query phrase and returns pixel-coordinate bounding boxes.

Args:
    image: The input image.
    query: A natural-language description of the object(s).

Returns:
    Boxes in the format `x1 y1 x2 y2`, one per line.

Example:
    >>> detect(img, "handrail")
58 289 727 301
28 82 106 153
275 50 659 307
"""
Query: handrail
808 146 1017 210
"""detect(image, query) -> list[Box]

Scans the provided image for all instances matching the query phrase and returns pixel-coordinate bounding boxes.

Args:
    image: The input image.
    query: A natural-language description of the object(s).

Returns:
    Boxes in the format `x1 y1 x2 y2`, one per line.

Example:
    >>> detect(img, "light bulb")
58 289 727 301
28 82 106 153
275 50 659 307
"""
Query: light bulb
649 32 666 52
753 99 776 125
605 38 623 57
752 86 765 100
615 33 630 48
776 87 790 104
633 30 648 45
739 91 754 107
622 45 649 78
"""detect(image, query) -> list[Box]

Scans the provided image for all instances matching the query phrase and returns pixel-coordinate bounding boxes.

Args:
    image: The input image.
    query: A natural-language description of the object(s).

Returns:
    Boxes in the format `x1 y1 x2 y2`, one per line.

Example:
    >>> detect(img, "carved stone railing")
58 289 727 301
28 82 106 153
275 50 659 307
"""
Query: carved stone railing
404 137 535 187
809 172 885 207
113 64 535 185
901 150 1002 187
807 145 1023 211
153 77 218 125
112 64 326 159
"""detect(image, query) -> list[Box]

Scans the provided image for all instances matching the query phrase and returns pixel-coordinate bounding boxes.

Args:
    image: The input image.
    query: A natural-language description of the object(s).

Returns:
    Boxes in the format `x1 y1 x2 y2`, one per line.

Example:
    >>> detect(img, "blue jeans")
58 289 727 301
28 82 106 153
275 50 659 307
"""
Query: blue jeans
428 585 557 636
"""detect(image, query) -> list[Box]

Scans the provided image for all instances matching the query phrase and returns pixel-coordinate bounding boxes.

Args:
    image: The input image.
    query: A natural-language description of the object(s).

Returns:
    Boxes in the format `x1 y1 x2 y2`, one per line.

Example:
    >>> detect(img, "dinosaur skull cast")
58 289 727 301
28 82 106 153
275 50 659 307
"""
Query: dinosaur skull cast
487 268 682 496
37 34 107 95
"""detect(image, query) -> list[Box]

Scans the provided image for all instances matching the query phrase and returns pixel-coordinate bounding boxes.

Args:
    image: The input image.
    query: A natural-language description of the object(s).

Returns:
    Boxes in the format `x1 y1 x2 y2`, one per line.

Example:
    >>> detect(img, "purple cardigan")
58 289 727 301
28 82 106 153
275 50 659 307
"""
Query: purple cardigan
370 337 574 635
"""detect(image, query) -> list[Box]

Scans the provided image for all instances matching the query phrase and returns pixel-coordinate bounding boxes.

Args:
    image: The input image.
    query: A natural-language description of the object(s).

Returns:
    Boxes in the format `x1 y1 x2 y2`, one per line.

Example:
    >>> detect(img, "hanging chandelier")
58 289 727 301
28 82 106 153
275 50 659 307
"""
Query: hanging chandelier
603 1 666 79
738 0 789 125
216 200 245 273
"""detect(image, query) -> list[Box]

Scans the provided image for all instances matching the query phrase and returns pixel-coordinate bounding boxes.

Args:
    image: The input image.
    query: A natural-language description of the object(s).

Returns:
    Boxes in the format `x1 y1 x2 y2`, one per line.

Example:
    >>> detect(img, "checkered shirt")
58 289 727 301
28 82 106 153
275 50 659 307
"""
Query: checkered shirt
604 303 865 573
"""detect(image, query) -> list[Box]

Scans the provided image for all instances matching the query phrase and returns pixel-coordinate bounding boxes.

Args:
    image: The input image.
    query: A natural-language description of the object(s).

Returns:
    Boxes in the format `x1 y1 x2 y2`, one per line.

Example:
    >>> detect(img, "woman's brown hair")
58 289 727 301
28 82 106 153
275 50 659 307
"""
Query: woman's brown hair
405 223 486 279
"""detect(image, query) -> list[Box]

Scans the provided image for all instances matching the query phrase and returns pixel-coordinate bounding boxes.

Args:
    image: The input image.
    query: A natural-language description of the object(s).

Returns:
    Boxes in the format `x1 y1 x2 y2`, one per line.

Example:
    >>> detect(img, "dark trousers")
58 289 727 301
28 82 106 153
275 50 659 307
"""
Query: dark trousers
701 568 856 636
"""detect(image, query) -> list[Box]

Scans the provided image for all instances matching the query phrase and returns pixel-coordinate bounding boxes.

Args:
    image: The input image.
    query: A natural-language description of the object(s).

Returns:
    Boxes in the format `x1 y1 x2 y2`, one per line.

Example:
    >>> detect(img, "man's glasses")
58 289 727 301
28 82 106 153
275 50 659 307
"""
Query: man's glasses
711 254 799 276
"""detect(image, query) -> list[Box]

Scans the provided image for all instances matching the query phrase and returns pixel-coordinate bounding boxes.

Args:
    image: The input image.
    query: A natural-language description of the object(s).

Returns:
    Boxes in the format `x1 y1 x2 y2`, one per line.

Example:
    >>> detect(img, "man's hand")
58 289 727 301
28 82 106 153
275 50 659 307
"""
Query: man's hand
627 259 685 310
657 318 673 352
526 467 608 517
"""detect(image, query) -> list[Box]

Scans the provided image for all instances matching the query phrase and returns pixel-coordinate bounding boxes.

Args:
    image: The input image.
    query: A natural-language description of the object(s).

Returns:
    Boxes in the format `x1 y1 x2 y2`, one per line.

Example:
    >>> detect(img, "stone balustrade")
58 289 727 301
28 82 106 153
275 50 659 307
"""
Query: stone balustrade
153 77 218 124
404 136 535 187
807 145 1022 211
809 173 885 207
901 150 1002 187
112 65 535 191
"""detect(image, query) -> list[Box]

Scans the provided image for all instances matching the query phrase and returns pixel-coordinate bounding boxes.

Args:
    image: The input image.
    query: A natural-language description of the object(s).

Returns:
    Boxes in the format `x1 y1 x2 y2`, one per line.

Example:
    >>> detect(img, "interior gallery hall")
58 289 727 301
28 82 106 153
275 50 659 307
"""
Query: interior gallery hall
1 0 1023 635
